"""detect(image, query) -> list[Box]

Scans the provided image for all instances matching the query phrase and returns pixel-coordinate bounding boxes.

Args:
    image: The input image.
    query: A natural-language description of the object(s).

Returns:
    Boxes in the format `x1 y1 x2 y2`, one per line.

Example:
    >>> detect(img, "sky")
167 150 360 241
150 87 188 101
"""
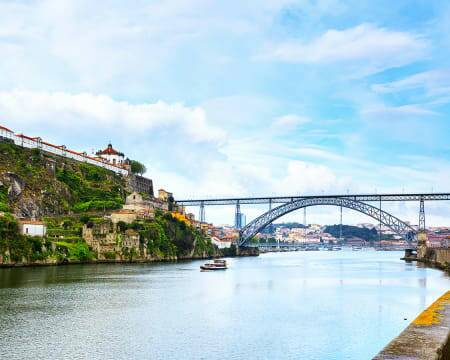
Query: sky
1 0 450 226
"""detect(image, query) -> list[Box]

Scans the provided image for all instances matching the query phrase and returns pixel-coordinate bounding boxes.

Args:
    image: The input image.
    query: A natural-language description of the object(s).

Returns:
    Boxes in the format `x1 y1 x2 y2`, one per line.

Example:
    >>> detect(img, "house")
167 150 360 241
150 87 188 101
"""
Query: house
211 236 232 249
158 189 173 202
19 220 46 237
111 209 137 224
96 143 125 166
123 191 168 212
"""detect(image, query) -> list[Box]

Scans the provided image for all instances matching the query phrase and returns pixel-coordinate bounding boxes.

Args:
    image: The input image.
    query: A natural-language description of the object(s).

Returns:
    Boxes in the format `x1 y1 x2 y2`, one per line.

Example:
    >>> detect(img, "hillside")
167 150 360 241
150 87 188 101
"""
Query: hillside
0 141 218 265
324 225 379 242
0 141 126 218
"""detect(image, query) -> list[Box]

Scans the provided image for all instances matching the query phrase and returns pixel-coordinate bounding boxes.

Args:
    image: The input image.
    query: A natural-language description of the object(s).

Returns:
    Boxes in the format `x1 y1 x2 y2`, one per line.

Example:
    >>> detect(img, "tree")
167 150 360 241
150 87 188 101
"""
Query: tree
130 160 147 175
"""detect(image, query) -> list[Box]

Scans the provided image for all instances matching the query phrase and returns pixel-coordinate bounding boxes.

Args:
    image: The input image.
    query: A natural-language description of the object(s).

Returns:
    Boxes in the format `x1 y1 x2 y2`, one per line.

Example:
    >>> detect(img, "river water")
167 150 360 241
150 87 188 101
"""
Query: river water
0 250 449 360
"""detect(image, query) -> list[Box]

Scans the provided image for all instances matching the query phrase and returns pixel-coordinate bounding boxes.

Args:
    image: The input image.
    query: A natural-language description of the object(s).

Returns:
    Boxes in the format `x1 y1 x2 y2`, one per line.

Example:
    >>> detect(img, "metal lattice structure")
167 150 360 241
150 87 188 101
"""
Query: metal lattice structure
239 197 417 246
177 192 450 206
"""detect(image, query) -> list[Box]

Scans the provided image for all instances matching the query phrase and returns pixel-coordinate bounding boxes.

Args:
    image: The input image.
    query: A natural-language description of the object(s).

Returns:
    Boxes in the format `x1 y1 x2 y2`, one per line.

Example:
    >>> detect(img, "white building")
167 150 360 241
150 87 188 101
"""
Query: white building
19 220 46 237
211 237 232 249
0 125 14 141
96 143 125 166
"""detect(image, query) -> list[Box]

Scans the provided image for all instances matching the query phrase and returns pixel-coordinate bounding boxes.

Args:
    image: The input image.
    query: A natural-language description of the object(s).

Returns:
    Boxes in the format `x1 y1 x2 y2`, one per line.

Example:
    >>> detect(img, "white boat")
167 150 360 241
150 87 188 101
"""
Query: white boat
200 259 227 271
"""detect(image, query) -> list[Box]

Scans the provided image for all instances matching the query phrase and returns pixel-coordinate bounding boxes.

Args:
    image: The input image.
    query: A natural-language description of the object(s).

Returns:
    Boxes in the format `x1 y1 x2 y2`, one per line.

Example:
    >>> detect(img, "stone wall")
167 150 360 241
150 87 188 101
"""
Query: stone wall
418 246 450 267
126 174 154 196
373 291 450 360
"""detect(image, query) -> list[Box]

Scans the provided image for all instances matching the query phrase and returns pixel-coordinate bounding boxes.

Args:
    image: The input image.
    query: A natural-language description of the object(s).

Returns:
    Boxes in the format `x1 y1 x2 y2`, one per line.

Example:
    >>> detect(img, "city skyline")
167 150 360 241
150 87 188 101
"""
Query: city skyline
1 1 450 225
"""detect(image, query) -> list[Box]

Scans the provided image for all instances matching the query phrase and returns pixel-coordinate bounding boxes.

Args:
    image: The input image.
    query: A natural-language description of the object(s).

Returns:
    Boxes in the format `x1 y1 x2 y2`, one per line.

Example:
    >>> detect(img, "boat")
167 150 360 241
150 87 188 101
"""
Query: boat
200 259 227 271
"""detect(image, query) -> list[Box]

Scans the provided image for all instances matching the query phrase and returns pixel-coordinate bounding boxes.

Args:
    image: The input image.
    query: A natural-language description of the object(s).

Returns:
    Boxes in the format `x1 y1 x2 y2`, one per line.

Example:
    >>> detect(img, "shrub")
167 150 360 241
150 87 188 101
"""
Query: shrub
103 251 116 260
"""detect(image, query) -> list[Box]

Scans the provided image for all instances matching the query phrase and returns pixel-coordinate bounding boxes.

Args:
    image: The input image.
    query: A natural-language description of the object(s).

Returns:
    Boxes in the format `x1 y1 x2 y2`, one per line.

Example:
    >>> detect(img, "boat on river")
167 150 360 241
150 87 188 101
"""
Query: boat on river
200 259 228 271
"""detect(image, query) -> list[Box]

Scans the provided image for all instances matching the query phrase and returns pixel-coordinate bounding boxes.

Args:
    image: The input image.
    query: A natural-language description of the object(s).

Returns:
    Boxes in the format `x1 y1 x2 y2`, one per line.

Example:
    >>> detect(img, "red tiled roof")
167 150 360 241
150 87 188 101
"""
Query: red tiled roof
0 125 13 133
19 220 45 225
96 144 124 156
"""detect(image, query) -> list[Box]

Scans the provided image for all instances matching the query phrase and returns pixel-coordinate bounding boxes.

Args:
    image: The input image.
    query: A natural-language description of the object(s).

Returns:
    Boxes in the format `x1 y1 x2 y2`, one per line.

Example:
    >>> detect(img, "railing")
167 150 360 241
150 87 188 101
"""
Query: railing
9 133 128 176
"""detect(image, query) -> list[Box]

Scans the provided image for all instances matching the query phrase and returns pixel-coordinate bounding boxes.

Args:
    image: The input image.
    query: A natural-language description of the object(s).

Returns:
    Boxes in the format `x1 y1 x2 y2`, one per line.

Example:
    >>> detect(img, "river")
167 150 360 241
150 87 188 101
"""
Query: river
0 250 449 359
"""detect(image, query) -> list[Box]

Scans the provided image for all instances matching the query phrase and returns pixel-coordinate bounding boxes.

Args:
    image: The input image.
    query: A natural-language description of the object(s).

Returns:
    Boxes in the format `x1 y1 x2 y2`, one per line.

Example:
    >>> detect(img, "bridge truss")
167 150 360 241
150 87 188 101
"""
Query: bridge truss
176 193 450 207
238 197 417 247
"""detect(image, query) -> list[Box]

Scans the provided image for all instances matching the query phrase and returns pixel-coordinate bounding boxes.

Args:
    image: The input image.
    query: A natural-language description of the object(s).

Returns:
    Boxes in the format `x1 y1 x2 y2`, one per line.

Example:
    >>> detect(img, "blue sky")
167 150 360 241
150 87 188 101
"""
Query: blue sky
1 0 450 225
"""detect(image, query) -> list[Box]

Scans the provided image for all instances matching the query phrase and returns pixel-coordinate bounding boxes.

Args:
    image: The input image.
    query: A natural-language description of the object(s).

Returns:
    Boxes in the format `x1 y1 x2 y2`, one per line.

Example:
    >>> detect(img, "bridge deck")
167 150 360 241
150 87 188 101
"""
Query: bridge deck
177 193 450 206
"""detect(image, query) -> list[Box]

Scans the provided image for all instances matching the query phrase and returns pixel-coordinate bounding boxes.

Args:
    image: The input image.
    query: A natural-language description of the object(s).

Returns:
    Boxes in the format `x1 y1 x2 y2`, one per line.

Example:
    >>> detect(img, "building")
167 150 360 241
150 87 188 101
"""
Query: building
0 125 14 142
111 210 138 224
19 220 46 237
211 236 232 249
126 174 154 196
123 192 168 212
96 143 125 166
158 189 173 202
1 124 128 175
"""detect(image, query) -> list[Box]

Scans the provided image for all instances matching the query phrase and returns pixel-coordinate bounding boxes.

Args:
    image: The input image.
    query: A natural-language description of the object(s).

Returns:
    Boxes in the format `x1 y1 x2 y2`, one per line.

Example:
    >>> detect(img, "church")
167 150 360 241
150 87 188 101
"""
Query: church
95 143 126 166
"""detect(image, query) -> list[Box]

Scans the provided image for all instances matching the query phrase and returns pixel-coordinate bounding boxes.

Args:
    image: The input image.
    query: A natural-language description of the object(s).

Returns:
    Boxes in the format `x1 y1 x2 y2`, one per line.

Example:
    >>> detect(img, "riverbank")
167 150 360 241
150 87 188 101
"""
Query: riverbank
373 248 450 359
403 246 450 273
0 246 259 268
373 291 450 360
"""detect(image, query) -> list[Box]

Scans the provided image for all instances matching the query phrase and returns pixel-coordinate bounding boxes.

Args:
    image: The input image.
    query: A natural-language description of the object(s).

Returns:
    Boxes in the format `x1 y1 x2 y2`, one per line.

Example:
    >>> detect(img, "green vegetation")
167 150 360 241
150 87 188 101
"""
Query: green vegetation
130 160 147 175
56 164 124 212
324 225 379 242
55 241 93 261
0 141 218 265
117 210 216 259
0 141 127 215
0 184 9 212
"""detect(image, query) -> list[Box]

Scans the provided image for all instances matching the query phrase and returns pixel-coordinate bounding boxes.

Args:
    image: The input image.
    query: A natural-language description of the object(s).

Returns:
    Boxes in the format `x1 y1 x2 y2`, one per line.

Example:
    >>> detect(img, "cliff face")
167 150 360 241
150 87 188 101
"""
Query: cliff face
0 141 126 218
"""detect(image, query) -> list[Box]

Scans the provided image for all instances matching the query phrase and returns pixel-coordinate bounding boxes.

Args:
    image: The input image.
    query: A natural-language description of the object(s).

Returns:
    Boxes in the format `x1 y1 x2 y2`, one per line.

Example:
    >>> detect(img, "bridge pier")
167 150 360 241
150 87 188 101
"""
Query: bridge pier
417 197 427 258
235 200 242 229
199 201 205 223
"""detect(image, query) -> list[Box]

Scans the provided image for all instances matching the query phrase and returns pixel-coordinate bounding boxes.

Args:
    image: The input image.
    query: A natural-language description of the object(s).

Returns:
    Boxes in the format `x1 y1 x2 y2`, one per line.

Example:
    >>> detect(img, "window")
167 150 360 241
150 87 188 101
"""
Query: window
26 227 29 234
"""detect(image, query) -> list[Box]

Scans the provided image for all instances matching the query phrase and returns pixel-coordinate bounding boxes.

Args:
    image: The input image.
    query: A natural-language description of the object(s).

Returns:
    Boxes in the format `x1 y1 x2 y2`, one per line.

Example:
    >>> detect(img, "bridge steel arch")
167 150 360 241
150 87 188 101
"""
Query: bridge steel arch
239 197 417 247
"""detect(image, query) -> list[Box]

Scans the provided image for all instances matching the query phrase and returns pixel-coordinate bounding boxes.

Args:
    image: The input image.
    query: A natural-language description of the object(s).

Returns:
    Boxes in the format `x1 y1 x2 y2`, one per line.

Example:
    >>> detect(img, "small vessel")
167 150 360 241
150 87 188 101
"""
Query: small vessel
200 259 227 271
352 246 362 251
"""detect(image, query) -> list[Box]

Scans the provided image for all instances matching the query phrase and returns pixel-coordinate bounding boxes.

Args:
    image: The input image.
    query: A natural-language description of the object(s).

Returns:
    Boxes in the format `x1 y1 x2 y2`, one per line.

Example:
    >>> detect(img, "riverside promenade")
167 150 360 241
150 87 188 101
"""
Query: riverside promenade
374 291 450 359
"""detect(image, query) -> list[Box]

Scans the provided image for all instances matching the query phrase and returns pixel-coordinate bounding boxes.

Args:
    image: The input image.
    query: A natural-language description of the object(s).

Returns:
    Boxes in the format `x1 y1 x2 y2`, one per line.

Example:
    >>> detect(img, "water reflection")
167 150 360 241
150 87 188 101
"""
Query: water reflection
0 251 449 360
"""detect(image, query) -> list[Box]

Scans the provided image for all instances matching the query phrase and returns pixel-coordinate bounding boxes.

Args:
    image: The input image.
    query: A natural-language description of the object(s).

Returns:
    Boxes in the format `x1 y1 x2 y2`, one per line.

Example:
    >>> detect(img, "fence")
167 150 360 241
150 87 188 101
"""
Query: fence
0 126 128 176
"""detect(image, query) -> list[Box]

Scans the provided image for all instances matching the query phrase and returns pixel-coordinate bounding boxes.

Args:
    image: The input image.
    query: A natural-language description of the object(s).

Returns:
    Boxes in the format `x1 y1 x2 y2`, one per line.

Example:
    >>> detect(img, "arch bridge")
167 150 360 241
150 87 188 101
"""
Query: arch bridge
238 197 416 247
177 192 450 248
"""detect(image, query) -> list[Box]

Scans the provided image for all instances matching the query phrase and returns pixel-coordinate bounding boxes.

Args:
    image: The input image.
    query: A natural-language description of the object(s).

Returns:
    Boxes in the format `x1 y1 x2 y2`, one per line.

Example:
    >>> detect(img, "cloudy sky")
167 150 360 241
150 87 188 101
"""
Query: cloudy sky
1 0 450 226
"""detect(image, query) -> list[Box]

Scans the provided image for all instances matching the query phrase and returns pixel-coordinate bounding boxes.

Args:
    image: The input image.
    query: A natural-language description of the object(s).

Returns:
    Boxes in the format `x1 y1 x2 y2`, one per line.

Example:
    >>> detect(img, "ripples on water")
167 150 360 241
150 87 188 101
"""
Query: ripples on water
0 250 449 360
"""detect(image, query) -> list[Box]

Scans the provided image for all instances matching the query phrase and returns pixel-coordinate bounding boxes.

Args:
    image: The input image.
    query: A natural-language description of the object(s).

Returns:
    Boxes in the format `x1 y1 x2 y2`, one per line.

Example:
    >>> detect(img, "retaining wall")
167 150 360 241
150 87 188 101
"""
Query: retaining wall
373 291 450 360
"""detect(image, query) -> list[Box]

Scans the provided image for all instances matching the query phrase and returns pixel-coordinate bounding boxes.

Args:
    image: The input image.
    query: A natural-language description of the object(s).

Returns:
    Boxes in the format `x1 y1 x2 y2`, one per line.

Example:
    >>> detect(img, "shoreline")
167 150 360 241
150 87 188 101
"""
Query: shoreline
373 251 450 359
374 290 450 360
0 249 259 269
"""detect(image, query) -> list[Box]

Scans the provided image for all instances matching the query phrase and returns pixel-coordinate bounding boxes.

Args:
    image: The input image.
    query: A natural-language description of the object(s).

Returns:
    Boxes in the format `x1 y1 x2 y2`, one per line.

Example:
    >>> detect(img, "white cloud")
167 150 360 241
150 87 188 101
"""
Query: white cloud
272 114 310 131
273 160 351 195
361 104 437 117
262 24 427 74
372 70 450 103
293 146 347 162
0 90 226 144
